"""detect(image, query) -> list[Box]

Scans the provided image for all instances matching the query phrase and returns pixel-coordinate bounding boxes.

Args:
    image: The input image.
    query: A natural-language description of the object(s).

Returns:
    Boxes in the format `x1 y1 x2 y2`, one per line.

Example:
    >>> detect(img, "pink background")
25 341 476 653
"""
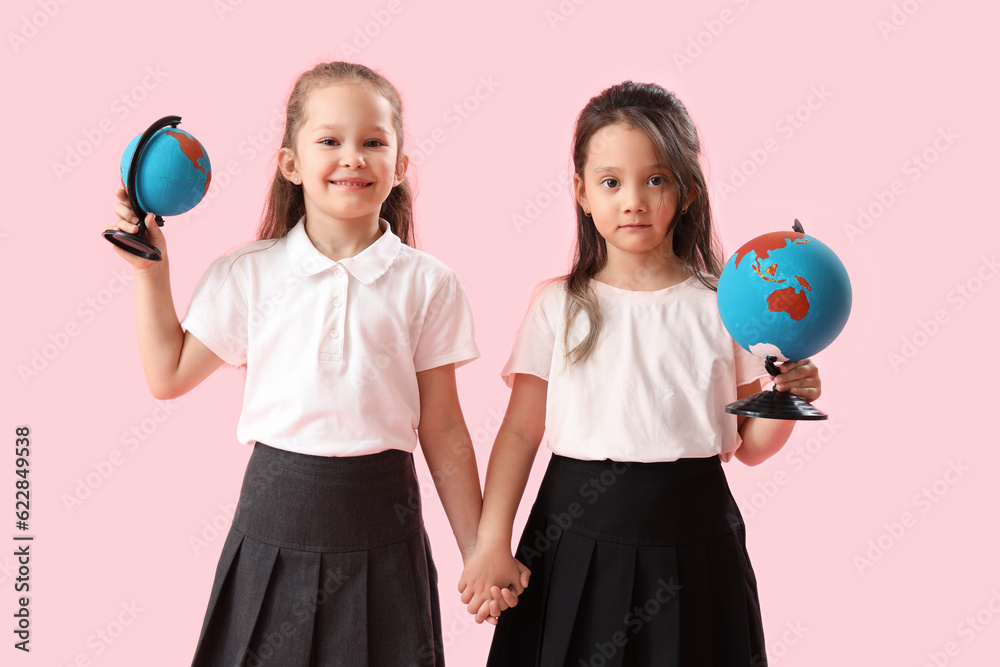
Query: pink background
3 0 998 664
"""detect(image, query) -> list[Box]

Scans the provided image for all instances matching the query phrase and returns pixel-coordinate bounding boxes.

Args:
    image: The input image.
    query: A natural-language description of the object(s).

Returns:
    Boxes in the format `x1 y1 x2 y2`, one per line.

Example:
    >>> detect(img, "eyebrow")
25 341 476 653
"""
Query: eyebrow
310 123 393 134
592 165 670 173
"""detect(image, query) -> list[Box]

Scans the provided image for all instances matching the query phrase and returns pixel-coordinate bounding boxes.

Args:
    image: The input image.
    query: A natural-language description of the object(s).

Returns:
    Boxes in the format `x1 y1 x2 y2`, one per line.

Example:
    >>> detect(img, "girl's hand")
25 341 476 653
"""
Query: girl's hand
105 188 168 270
773 358 821 402
458 546 531 624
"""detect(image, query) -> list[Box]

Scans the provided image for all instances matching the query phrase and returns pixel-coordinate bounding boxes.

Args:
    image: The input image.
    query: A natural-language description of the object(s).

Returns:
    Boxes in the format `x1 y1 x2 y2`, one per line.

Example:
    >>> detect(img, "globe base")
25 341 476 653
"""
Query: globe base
102 227 163 261
725 388 828 421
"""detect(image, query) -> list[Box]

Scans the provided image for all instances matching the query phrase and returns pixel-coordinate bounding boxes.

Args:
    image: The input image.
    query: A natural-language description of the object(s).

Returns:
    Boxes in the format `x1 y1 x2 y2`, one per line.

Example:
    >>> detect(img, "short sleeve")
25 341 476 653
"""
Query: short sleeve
733 339 770 388
413 272 480 372
500 283 559 388
180 254 249 367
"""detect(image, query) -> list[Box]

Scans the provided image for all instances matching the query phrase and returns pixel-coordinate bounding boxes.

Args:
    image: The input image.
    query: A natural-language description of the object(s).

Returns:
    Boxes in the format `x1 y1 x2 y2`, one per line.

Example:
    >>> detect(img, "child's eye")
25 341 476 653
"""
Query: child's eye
365 139 386 148
648 175 666 186
319 138 339 146
600 178 619 189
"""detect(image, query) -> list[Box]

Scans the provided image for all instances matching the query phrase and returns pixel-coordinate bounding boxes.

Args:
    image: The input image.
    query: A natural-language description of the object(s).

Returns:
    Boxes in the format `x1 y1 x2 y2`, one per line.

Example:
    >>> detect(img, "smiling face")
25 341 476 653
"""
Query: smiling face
279 82 406 227
574 122 681 260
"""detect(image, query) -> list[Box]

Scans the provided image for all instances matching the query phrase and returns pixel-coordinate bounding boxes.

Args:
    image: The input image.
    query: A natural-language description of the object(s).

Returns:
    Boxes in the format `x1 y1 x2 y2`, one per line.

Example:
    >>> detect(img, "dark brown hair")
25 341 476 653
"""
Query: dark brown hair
565 80 724 363
256 61 414 245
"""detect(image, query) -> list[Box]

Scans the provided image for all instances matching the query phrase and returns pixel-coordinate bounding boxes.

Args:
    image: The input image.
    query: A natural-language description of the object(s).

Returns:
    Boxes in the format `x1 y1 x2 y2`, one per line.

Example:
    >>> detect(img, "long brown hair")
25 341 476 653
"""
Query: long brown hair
565 81 724 364
256 61 415 246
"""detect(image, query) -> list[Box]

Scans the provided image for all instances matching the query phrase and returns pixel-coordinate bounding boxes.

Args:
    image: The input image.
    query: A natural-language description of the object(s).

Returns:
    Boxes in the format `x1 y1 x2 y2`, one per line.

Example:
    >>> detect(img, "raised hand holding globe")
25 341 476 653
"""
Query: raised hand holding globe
718 220 852 420
102 116 211 261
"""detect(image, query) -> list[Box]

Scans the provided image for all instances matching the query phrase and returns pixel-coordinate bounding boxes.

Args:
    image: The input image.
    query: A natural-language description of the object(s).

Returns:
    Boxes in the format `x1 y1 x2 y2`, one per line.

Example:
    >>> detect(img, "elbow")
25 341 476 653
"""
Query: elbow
734 444 767 467
147 379 185 401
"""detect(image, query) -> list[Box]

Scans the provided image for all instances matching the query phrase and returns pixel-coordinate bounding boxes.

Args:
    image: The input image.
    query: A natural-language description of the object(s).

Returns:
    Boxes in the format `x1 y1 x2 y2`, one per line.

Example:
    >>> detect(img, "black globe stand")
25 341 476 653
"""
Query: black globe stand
102 115 182 261
725 355 828 421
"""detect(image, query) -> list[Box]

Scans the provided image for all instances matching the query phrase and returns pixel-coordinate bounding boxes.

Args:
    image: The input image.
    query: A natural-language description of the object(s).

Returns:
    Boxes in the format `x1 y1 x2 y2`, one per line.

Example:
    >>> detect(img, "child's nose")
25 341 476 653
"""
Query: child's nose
621 186 647 213
340 148 367 168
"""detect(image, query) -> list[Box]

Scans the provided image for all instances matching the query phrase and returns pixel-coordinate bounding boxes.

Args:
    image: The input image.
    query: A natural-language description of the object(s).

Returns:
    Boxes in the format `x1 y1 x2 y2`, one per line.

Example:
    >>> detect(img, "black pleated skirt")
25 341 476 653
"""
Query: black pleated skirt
487 454 766 667
191 443 444 667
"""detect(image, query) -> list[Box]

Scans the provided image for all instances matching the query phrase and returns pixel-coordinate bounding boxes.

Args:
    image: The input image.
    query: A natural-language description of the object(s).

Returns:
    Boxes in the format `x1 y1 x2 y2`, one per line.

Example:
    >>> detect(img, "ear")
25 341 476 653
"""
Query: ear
682 184 699 211
278 147 299 183
573 172 589 215
394 153 409 186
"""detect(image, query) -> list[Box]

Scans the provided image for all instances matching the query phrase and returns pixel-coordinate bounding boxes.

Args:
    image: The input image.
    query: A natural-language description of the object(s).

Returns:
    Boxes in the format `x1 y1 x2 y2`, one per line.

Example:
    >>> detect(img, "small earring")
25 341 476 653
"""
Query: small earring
584 210 592 218
681 207 688 214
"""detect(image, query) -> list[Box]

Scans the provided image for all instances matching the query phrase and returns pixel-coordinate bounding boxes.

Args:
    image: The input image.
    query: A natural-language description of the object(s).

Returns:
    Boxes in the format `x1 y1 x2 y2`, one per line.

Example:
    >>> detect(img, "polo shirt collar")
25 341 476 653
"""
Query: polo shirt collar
287 216 402 284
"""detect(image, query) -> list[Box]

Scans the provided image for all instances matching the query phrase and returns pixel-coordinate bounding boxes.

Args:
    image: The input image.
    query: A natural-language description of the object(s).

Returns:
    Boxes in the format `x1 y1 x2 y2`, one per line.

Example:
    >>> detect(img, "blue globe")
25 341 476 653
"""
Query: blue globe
718 230 851 362
120 127 211 216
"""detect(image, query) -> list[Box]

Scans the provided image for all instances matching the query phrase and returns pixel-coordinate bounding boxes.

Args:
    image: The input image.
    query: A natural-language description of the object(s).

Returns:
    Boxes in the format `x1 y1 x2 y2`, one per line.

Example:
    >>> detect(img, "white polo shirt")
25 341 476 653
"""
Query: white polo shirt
501 277 770 463
181 217 480 456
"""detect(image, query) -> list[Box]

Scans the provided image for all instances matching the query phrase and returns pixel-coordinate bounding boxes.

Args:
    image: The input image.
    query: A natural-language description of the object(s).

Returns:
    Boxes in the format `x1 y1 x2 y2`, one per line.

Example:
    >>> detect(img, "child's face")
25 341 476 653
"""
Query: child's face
574 123 680 258
282 82 406 226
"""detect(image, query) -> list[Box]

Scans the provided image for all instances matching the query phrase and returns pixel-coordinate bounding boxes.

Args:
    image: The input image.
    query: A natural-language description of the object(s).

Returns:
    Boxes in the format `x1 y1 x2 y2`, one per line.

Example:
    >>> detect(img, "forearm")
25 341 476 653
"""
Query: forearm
476 427 539 550
132 261 185 397
735 416 796 466
419 421 482 556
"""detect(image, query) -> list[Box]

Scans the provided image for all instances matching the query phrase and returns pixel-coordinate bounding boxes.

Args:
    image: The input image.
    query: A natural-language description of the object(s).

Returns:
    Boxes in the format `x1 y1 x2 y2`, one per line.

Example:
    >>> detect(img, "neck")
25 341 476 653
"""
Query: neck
303 210 383 261
596 239 690 290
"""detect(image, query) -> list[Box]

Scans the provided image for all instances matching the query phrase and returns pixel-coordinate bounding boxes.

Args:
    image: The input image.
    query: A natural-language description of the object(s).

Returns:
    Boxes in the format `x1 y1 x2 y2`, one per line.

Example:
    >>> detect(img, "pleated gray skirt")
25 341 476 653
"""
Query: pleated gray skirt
488 454 766 667
191 443 444 667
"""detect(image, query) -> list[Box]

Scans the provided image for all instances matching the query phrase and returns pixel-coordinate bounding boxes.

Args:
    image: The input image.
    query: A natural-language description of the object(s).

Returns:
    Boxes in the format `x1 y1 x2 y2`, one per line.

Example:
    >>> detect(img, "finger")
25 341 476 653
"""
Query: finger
778 358 810 372
490 599 501 617
105 219 138 236
501 586 518 608
774 376 819 390
485 615 498 626
475 600 492 624
490 586 508 612
519 567 531 590
460 588 474 605
116 188 130 203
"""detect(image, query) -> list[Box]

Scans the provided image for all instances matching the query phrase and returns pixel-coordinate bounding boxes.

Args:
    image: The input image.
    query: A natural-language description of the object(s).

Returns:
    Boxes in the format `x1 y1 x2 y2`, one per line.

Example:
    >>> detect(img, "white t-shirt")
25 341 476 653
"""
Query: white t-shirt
181 217 480 456
500 276 770 463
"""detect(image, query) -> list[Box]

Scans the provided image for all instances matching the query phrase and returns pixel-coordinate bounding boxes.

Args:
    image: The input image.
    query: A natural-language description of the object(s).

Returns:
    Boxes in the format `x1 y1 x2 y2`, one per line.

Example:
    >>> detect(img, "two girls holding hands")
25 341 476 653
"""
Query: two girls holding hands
109 62 819 666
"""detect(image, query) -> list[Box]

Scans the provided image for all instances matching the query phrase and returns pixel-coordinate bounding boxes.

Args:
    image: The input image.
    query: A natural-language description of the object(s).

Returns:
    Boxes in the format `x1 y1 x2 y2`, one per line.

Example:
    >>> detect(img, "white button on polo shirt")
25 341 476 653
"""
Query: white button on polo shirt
181 217 480 456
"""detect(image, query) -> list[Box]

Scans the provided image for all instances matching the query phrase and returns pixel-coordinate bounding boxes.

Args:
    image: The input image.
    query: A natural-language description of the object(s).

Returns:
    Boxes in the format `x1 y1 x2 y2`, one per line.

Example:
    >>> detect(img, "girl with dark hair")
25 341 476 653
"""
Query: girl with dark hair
106 61 493 666
460 81 821 665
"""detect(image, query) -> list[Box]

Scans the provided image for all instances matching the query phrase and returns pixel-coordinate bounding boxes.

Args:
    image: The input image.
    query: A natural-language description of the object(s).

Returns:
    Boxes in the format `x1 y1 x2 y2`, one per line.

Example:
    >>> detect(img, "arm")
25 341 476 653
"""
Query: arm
415 363 483 562
458 372 547 622
108 190 224 399
734 359 821 466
